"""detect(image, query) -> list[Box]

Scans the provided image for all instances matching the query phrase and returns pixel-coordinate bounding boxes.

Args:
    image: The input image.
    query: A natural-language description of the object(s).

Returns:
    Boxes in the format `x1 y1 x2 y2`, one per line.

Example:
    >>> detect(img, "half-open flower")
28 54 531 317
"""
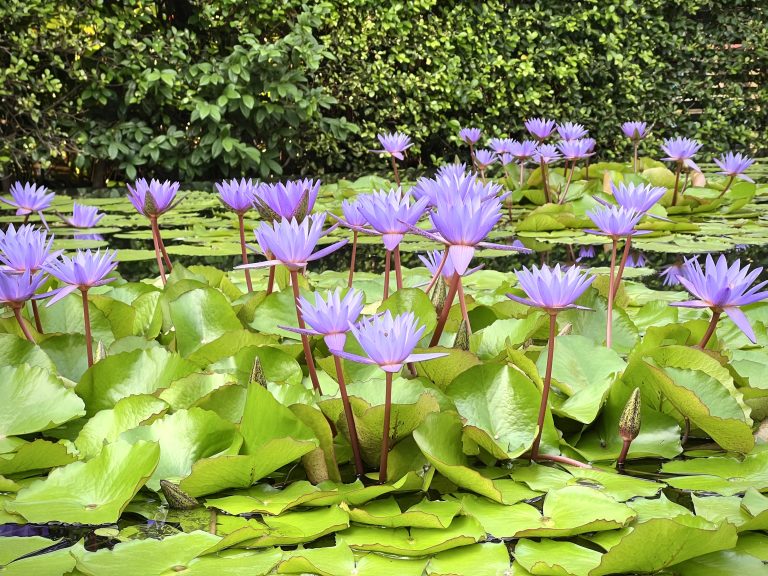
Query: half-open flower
216 178 258 214
61 203 105 228
45 249 119 305
459 127 482 145
713 152 755 183
621 121 650 140
336 311 447 372
127 178 180 217
557 122 588 141
525 118 556 141
372 132 413 160
1 182 55 227
507 264 595 311
356 189 428 250
585 205 648 238
0 224 59 272
661 137 703 172
280 288 364 352
255 178 319 221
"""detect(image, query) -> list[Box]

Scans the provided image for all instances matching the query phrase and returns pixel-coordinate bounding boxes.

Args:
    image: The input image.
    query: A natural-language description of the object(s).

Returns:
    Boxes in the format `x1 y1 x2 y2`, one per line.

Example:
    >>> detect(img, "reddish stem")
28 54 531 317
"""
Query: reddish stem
347 231 358 288
717 175 736 199
456 277 472 337
519 162 526 187
266 263 276 295
379 371 393 483
611 236 632 299
536 453 592 469
390 156 401 187
383 250 391 301
334 355 365 477
558 161 575 205
468 143 476 170
30 300 43 333
616 439 631 472
149 217 167 285
606 237 618 348
424 250 448 295
531 313 557 460
13 307 35 342
22 214 30 225
541 161 551 203
671 163 682 206
152 217 173 274
632 141 639 174
429 272 460 347
698 309 721 349
237 213 253 292
290 269 322 393
394 246 403 291
81 288 94 367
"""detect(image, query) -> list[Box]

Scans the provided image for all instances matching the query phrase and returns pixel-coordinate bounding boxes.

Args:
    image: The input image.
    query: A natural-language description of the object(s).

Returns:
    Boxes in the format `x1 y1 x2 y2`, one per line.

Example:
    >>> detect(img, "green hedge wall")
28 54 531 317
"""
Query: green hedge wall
1 0 766 184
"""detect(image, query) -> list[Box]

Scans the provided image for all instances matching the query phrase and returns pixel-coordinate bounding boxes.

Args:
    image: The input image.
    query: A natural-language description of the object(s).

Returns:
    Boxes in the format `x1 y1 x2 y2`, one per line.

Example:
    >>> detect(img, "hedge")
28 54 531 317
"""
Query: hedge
1 0 766 185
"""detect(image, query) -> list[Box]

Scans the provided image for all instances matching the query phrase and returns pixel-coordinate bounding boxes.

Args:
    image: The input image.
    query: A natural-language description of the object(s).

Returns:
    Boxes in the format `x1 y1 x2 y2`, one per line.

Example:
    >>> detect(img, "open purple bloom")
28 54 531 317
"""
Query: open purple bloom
241 214 346 271
671 254 768 343
1 182 55 228
586 205 647 237
356 189 428 250
45 249 118 305
373 132 413 160
534 144 562 165
499 153 515 166
459 127 482 145
335 199 368 229
435 163 468 181
418 249 481 280
62 203 104 228
489 138 515 155
583 138 596 153
0 224 59 273
557 122 588 141
714 152 755 183
474 149 497 169
216 178 257 214
127 179 180 218
525 118 556 141
509 140 538 163
557 139 595 161
507 264 595 311
609 182 667 213
280 288 364 351
0 270 47 308
660 262 684 286
661 137 703 172
256 178 319 221
577 246 596 261
336 310 447 372
411 172 502 207
622 122 650 140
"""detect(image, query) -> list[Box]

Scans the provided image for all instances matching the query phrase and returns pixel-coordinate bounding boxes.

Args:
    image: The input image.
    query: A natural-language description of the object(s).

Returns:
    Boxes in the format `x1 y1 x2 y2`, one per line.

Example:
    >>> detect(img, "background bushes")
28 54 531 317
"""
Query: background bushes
1 0 766 185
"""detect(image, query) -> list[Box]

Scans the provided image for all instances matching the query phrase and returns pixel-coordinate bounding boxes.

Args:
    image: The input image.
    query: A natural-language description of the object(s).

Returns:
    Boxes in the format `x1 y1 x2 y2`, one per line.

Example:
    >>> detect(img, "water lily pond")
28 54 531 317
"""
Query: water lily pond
2 151 768 576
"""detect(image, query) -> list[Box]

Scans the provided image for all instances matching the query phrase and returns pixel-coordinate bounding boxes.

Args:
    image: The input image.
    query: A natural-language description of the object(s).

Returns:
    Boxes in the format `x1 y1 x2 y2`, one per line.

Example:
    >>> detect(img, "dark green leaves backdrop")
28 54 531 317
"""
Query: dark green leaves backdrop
1 0 765 184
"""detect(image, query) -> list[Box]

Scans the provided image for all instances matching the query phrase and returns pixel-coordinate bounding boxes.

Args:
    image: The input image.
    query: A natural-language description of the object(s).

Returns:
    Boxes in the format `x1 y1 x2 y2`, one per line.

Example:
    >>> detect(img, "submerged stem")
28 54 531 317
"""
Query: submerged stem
289 269 322 394
237 214 253 292
334 355 365 477
379 371 393 483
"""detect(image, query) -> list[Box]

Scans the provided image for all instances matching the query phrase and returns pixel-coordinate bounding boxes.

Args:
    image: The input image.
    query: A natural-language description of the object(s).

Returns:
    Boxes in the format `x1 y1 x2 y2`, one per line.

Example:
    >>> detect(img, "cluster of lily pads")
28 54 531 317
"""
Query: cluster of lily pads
1 119 767 575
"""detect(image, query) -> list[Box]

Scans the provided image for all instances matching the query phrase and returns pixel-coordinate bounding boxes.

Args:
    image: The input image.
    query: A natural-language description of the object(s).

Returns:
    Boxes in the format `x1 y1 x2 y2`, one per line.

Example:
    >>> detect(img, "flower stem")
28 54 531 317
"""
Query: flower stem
468 143 476 170
717 175 736 199
531 312 557 460
429 272 460 347
607 237 618 348
584 157 591 179
698 309 721 349
334 355 365 477
519 162 526 187
611 236 632 299
456 277 472 337
153 220 173 274
479 168 486 184
616 438 631 473
347 231 358 288
671 162 682 206
390 157 401 187
149 217 167 285
22 214 30 225
632 141 639 174
30 300 43 333
541 161 551 203
13 307 35 342
537 453 591 468
81 288 94 367
394 246 403 291
424 250 448 296
379 371 393 483
266 264 276 295
502 163 510 181
237 214 253 292
383 249 391 300
558 161 575 205
289 269 322 394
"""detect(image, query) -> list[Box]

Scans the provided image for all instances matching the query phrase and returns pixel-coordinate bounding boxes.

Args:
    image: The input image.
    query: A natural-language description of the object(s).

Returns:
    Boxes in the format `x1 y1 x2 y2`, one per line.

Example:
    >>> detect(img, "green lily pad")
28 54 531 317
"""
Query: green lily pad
0 333 57 372
205 481 337 515
0 364 85 438
0 439 77 476
662 449 768 495
343 497 461 529
378 287 438 334
426 543 511 576
692 489 768 531
278 543 428 576
235 505 350 548
469 314 545 360
514 539 602 576
0 543 76 576
414 347 481 390
339 515 485 557
6 440 160 524
669 551 768 576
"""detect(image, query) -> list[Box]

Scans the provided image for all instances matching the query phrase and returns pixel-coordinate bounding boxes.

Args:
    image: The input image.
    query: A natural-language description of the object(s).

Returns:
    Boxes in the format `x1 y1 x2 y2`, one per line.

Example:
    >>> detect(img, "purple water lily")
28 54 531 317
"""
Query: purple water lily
509 140 539 162
622 122 650 140
605 182 667 214
356 189 428 252
525 118 556 141
558 139 594 161
0 270 48 342
255 179 319 221
240 214 347 272
488 138 515 155
216 178 257 214
577 245 595 261
411 172 502 207
626 251 646 268
557 122 588 141
217 178 259 291
1 182 55 228
280 288 364 352
662 137 703 206
506 263 595 466
45 249 119 366
660 262 684 286
61 203 104 228
373 132 413 160
334 199 368 288
127 178 179 282
474 149 496 173
435 163 468 181
419 250 481 280
0 224 58 273
714 152 755 198
671 254 768 345
459 127 482 145
534 144 562 165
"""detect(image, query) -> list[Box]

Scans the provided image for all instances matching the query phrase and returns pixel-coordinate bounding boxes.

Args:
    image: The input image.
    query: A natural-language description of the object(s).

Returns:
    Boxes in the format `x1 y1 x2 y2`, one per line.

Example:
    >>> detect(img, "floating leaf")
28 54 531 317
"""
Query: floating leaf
205 481 337 515
426 543 511 576
0 439 77 476
278 542 428 576
343 497 461 529
661 449 768 495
